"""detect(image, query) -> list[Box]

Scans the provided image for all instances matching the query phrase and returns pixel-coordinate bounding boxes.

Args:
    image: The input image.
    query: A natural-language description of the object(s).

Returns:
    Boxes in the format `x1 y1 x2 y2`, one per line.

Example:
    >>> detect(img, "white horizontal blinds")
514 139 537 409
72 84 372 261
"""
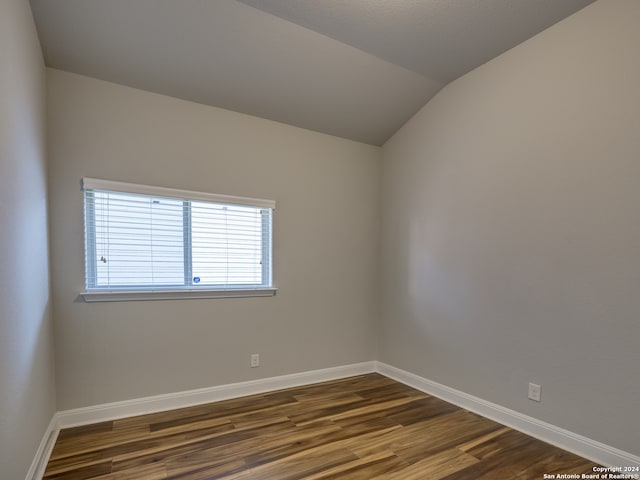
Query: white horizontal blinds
83 180 273 291
85 190 186 288
191 202 269 286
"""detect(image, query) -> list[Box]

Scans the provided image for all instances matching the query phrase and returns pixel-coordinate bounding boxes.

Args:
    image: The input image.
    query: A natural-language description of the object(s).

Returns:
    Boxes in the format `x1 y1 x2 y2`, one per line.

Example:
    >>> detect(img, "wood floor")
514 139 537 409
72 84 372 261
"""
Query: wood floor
44 374 599 479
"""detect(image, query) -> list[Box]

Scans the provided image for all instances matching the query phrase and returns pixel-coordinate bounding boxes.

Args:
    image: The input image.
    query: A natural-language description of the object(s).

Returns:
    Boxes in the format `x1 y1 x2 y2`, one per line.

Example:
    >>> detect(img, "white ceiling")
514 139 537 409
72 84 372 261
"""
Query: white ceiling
30 0 594 145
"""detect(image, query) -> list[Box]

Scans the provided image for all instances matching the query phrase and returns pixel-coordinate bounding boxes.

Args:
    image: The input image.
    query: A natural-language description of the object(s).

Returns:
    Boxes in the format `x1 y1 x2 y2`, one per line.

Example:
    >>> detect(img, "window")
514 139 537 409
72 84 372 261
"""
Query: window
81 178 275 301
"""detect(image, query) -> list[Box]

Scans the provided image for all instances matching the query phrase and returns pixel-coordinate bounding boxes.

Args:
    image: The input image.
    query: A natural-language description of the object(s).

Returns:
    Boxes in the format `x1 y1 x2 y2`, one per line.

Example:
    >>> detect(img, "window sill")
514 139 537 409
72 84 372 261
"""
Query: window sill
80 287 277 302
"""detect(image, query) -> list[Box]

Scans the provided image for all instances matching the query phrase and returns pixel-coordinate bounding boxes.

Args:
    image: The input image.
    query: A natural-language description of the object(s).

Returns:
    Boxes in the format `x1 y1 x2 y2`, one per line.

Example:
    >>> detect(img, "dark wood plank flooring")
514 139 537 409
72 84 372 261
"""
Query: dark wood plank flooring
44 373 599 479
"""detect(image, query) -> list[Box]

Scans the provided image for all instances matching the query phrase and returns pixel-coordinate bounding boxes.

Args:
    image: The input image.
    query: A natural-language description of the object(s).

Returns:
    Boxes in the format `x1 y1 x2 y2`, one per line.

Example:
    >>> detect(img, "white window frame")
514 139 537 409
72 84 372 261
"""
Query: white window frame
80 178 276 302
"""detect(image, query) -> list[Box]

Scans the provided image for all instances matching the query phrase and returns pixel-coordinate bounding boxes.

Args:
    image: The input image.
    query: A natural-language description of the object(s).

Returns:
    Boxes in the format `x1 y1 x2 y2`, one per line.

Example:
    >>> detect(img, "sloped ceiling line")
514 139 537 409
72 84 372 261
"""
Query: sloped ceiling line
30 0 594 145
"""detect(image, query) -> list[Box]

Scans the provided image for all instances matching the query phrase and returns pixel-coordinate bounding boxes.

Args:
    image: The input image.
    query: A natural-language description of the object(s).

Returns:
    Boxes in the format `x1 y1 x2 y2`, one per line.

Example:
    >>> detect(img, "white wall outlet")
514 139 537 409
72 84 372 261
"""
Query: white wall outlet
528 382 541 402
250 353 260 368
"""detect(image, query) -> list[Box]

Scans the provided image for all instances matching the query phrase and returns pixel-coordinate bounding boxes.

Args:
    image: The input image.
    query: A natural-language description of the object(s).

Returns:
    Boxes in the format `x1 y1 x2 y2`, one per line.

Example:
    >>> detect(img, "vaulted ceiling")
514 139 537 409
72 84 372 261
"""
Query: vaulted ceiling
30 0 594 145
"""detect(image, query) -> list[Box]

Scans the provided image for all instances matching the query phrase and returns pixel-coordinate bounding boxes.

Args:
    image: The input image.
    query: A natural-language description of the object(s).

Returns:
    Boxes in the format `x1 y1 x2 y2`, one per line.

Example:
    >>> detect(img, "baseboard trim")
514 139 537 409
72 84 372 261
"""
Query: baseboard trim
25 414 60 480
374 361 640 469
56 361 376 429
31 360 638 479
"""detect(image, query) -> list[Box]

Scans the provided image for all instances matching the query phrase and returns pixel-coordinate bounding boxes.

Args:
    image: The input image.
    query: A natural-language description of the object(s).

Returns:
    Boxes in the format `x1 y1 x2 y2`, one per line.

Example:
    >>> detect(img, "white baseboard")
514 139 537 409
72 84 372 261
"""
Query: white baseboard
56 361 376 429
25 414 59 480
28 362 372 479
374 361 640 469
28 360 638 480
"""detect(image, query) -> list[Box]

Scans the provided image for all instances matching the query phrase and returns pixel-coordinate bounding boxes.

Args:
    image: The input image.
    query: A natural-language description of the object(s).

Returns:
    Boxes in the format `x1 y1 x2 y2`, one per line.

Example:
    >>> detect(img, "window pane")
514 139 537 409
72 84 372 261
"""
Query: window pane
92 192 184 287
191 201 263 286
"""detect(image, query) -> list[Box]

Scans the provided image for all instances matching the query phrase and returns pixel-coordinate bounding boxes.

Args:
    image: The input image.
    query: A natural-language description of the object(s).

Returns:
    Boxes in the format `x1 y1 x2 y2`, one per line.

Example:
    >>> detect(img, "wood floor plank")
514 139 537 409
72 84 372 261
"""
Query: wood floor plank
44 373 601 479
43 461 113 480
112 418 297 472
514 451 598 479
371 447 480 480
89 462 167 480
224 446 359 480
300 450 396 479
165 459 246 480
306 451 410 480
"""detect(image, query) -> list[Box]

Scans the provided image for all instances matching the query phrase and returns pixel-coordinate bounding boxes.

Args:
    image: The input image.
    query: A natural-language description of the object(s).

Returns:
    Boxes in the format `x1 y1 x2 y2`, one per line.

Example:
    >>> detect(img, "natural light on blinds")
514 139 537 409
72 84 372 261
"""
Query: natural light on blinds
82 178 274 293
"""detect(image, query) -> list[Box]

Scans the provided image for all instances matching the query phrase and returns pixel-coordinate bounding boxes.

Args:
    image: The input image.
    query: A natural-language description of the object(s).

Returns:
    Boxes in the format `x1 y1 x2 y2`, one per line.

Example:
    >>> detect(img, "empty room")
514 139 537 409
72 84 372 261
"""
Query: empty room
1 0 639 479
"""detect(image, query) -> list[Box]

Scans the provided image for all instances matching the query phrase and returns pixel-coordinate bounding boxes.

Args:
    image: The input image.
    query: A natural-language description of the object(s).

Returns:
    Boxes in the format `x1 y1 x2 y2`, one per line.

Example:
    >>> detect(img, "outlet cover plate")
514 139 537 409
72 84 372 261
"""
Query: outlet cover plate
528 382 541 402
250 354 260 368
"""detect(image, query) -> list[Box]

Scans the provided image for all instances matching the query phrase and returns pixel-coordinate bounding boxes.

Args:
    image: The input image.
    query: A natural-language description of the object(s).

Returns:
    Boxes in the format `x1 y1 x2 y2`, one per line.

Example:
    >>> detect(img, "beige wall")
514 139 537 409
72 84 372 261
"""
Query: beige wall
0 1 56 478
47 69 381 410
381 0 640 456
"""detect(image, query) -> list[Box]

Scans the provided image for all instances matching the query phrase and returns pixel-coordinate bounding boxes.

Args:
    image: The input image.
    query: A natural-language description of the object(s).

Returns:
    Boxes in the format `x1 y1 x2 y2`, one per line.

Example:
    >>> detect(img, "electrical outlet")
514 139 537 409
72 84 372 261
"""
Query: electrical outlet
528 382 541 402
250 353 260 368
